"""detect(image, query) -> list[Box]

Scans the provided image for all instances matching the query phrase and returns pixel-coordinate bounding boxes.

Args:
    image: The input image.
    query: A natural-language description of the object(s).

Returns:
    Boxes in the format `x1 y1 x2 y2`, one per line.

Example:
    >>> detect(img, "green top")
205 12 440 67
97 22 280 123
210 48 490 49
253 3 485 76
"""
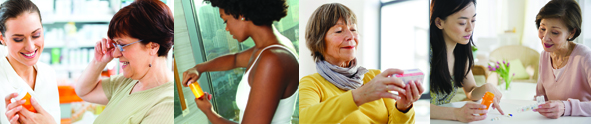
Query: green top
430 80 458 105
94 74 174 124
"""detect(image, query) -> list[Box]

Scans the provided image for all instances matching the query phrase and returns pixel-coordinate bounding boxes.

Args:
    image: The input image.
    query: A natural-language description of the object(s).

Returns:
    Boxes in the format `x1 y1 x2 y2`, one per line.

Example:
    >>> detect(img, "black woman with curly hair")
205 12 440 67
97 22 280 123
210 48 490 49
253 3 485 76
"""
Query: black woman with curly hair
181 0 299 123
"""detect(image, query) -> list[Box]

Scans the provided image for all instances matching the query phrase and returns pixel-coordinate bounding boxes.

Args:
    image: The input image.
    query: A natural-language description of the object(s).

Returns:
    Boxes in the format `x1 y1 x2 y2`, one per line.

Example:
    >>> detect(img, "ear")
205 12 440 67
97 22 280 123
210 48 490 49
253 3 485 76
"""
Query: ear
0 33 5 45
147 42 160 56
435 17 445 30
568 28 576 40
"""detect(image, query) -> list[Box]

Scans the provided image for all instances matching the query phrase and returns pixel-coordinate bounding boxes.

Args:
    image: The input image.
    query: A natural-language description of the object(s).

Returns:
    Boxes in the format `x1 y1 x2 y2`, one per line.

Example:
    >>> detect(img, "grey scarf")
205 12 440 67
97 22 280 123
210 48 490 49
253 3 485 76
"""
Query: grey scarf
316 58 369 91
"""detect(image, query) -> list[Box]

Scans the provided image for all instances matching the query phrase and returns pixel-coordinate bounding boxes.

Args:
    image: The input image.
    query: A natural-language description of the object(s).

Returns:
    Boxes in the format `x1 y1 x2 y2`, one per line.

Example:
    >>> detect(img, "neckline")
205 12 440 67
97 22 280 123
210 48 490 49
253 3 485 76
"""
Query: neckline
127 80 172 96
548 44 578 82
3 57 39 90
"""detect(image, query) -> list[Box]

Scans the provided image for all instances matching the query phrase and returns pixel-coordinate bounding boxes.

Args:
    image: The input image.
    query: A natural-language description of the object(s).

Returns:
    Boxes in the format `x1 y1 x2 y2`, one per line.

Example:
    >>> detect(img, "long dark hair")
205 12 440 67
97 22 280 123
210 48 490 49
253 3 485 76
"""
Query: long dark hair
429 0 476 94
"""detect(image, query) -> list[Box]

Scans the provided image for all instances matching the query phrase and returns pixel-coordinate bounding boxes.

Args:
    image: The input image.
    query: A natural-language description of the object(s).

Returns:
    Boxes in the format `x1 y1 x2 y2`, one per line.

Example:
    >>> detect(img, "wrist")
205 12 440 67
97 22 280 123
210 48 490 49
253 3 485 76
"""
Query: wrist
396 102 412 113
452 108 459 121
351 89 364 106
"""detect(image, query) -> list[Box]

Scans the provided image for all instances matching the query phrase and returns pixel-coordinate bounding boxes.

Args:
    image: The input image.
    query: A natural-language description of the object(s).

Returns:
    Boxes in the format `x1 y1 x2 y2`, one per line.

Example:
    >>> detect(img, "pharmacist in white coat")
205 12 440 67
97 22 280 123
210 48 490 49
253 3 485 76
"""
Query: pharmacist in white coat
0 0 60 124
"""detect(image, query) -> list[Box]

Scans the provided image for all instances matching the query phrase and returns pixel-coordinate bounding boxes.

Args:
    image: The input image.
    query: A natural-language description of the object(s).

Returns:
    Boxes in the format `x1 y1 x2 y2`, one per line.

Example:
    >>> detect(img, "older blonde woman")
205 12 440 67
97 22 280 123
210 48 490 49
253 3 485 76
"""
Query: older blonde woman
534 0 591 119
299 3 424 124
74 0 174 123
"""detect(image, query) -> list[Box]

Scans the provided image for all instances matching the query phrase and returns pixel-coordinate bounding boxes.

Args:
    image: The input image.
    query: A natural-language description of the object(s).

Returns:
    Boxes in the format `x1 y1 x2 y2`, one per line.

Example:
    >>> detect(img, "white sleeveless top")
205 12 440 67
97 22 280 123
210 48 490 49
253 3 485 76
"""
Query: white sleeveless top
235 45 298 124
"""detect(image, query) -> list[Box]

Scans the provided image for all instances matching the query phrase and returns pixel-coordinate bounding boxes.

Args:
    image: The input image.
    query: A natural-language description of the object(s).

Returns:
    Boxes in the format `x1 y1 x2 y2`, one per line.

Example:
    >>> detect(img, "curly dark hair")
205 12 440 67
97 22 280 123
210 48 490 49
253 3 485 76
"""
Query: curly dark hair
204 0 288 26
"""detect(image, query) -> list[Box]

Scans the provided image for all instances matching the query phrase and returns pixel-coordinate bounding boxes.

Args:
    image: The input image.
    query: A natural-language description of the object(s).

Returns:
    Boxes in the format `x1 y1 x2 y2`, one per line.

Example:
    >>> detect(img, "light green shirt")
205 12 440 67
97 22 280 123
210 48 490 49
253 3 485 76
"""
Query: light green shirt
94 74 174 124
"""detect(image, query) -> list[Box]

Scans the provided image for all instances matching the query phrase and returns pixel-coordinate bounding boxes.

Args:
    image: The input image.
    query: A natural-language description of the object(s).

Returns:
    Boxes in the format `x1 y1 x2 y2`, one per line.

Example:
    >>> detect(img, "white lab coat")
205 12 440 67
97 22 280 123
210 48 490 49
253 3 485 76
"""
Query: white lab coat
0 56 60 124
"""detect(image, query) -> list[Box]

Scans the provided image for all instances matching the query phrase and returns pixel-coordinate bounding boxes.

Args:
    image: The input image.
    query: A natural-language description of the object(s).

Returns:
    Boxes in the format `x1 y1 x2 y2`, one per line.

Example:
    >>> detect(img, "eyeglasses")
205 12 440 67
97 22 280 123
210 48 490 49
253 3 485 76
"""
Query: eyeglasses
112 40 142 52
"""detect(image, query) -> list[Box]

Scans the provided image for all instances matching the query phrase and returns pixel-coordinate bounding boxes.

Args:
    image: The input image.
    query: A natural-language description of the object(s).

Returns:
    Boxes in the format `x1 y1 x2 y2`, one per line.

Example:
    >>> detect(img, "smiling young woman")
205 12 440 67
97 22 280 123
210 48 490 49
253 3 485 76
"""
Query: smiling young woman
0 0 61 124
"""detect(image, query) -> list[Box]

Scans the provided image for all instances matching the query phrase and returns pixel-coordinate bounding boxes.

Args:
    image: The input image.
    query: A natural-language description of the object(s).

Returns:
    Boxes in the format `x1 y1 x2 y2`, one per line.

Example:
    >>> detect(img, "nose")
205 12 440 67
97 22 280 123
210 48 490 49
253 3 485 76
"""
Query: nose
344 29 354 41
466 21 473 32
24 38 35 51
112 46 122 58
542 31 552 42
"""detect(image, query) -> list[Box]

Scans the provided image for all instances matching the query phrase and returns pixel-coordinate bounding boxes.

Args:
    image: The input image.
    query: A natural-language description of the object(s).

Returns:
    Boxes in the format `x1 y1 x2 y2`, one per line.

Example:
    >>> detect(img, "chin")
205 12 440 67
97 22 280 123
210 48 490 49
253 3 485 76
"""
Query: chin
458 40 470 45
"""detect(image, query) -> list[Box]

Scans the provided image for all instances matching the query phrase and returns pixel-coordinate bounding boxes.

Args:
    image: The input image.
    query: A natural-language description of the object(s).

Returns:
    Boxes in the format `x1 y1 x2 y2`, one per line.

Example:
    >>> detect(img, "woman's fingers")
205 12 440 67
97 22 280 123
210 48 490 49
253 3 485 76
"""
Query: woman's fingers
4 93 18 106
30 98 46 113
9 114 19 124
492 98 504 115
470 114 487 121
381 77 406 91
379 68 404 78
410 81 420 101
5 106 21 119
6 100 25 112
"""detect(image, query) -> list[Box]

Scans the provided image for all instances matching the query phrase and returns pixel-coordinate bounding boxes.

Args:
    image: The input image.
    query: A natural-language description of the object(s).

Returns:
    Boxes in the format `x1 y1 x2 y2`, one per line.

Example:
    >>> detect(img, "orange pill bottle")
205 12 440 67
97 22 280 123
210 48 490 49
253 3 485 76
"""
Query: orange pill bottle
189 82 205 98
10 88 36 113
479 92 494 115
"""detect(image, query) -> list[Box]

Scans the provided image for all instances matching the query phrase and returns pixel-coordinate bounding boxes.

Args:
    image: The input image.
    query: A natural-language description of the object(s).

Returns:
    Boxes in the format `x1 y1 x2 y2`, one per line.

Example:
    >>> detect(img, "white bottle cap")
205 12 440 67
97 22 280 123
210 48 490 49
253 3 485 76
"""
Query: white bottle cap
10 88 27 103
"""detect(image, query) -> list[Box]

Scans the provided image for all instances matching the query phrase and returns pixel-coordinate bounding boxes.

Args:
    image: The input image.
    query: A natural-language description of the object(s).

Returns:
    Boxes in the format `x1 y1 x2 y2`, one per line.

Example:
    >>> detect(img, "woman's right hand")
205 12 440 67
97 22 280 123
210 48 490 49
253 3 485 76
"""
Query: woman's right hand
453 102 488 122
182 67 201 87
94 38 115 64
352 68 407 106
5 93 22 124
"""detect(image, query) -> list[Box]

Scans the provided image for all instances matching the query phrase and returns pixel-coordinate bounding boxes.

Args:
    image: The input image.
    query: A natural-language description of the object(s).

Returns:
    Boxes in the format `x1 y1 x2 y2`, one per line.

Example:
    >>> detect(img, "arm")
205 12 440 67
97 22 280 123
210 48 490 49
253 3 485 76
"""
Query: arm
563 99 591 116
194 47 254 72
75 60 109 105
75 39 113 105
384 98 415 124
182 48 255 86
430 104 458 120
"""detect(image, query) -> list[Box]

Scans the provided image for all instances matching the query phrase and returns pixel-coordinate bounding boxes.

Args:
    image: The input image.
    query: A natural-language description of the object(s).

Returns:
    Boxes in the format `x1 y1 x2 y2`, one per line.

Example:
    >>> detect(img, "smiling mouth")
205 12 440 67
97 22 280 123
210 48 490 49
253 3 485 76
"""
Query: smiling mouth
544 43 554 48
341 46 355 49
20 49 37 58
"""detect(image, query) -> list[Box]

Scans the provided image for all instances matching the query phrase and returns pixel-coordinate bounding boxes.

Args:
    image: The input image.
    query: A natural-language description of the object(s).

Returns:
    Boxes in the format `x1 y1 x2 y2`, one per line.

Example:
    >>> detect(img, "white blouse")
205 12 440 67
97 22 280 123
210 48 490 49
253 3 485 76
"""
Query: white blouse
0 57 61 124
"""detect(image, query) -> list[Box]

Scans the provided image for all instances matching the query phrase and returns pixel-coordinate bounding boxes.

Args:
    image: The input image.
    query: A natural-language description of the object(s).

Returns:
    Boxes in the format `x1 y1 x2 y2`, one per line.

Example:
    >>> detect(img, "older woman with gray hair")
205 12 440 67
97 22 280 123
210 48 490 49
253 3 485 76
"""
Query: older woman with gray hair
298 3 424 124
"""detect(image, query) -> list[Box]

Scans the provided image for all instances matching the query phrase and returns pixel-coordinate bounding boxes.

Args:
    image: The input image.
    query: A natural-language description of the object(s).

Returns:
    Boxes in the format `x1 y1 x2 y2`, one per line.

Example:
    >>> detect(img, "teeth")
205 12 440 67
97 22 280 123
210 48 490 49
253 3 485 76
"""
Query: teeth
22 49 37 57
122 62 130 65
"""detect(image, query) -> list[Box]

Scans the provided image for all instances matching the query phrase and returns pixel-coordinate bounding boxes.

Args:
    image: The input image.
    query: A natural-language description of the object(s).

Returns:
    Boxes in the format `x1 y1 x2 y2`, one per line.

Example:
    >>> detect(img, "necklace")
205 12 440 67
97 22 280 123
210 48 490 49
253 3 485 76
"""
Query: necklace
551 43 575 69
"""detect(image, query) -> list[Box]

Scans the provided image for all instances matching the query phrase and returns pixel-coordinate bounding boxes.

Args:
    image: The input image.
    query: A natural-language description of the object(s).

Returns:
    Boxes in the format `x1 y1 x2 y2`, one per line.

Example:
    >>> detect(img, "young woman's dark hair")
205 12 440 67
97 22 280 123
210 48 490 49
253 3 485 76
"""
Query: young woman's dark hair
429 0 476 94
107 0 174 57
0 0 41 45
204 0 288 26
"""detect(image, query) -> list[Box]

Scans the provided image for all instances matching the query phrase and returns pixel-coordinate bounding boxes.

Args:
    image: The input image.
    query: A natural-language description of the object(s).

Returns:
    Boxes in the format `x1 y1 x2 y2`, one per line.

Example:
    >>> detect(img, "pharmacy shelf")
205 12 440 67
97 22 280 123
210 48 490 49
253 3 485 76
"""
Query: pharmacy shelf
42 14 114 24
44 41 96 48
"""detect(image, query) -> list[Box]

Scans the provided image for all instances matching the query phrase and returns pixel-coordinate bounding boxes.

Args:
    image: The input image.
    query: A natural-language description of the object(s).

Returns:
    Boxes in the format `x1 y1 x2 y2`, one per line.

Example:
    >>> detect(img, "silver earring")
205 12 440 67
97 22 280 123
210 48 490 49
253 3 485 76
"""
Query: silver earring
241 18 245 21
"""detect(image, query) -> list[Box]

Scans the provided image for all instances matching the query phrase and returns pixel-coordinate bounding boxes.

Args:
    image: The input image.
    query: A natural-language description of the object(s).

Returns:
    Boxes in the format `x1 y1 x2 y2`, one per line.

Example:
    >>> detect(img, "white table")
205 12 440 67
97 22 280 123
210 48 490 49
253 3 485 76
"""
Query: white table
431 82 591 123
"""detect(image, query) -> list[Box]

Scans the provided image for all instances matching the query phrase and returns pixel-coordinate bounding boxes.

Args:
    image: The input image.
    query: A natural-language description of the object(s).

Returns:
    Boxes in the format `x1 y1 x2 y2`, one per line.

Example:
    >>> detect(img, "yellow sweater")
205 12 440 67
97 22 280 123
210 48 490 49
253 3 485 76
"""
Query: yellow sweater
299 69 415 124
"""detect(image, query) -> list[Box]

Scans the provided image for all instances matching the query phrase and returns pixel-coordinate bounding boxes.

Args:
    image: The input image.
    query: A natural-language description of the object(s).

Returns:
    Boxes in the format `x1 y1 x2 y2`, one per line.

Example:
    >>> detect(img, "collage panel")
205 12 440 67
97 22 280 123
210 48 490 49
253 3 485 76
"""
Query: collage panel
173 0 299 123
297 0 429 124
430 0 591 123
0 0 175 124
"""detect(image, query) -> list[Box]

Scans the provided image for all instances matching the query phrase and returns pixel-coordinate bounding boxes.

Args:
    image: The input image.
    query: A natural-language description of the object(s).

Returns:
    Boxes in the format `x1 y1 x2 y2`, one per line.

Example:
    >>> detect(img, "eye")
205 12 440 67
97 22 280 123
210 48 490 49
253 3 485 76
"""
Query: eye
540 28 546 31
32 33 40 38
552 32 559 35
471 19 476 23
350 28 357 32
13 38 23 42
459 23 466 25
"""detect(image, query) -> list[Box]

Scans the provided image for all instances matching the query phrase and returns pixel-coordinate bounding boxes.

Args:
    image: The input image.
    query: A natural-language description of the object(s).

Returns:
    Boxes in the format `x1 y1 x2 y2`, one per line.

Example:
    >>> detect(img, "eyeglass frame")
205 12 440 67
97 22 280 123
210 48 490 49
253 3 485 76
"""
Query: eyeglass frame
112 40 142 52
